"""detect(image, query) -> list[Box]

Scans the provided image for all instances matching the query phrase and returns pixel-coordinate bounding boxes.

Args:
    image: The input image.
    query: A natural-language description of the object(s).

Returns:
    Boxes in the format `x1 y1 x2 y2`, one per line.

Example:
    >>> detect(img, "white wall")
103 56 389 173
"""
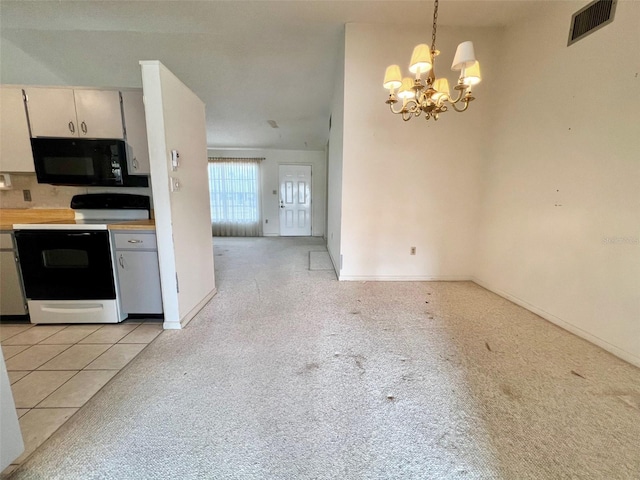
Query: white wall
475 1 640 365
338 24 500 280
326 28 345 271
141 61 216 329
0 38 67 85
207 148 326 237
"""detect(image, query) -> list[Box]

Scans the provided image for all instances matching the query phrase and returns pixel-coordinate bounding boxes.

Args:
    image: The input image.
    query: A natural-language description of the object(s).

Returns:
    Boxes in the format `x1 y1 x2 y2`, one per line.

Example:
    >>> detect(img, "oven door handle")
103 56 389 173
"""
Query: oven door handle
66 233 93 236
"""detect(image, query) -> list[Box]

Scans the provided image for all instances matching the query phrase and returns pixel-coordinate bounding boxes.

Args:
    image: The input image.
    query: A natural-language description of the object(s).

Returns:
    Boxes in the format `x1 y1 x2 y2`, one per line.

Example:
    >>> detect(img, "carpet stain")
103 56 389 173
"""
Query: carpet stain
402 373 423 382
500 384 522 401
342 354 366 374
616 394 640 410
297 362 320 375
602 390 640 410
350 310 361 315
354 357 365 373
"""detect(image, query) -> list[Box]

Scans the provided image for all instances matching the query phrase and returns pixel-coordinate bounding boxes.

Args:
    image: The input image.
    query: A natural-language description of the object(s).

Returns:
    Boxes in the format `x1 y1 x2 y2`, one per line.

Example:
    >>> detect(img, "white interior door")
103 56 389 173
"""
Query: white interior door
279 165 312 236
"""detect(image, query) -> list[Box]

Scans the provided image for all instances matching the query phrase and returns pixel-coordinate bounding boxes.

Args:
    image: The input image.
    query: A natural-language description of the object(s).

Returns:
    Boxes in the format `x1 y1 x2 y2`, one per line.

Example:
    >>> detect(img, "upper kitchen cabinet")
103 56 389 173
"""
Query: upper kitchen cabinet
121 91 150 175
24 87 124 139
0 86 35 172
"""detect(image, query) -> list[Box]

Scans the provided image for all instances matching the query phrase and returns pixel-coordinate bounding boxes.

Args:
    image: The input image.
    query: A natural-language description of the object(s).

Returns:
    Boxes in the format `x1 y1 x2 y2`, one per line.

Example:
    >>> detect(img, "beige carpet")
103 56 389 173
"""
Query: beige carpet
10 237 640 479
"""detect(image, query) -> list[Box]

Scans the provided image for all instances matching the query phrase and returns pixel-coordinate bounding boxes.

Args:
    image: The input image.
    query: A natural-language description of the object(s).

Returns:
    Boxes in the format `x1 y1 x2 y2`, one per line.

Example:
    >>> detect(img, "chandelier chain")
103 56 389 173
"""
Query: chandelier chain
431 0 439 54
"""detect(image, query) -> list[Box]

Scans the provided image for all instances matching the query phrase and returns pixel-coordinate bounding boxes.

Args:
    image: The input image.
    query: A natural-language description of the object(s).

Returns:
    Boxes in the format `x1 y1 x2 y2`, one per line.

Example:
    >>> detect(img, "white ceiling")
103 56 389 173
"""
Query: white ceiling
0 1 542 150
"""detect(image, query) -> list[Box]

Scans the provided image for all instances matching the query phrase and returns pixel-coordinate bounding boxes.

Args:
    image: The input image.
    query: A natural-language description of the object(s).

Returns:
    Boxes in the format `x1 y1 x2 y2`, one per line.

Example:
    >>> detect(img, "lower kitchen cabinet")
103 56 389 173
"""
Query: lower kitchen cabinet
0 232 27 316
112 231 163 315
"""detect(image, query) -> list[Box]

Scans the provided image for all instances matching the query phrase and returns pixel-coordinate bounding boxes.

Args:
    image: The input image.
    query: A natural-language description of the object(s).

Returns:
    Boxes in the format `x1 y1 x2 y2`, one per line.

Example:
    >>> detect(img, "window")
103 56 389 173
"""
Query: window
208 157 263 236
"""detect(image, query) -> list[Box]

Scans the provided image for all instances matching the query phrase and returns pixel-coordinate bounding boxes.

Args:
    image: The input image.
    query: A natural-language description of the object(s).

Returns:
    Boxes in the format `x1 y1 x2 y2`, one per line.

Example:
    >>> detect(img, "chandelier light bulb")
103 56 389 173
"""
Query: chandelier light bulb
409 44 433 75
383 65 403 90
432 78 451 101
461 62 482 86
397 78 416 100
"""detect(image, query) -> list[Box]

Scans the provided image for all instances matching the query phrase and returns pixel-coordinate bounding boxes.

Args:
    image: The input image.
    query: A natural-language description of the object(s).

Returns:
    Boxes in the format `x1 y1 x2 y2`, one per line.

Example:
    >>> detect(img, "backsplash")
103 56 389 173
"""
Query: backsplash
0 174 152 209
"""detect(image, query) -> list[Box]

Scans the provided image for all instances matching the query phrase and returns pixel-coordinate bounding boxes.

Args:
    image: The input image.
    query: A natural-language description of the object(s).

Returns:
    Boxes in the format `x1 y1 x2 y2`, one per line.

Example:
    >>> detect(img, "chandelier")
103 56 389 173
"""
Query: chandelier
383 0 482 121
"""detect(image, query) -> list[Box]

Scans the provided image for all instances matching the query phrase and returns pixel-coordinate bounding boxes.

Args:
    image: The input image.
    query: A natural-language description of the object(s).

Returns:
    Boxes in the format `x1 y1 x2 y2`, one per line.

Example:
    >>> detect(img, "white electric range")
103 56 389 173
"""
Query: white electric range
13 194 150 324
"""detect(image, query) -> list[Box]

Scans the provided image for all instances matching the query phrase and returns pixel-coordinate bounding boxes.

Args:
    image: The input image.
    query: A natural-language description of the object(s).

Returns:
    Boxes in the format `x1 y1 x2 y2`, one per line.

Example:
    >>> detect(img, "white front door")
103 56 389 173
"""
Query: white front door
279 165 312 236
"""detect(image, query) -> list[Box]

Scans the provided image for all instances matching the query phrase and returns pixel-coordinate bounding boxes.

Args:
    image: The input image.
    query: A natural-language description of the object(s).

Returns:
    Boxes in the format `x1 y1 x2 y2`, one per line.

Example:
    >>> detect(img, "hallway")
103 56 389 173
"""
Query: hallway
10 237 640 479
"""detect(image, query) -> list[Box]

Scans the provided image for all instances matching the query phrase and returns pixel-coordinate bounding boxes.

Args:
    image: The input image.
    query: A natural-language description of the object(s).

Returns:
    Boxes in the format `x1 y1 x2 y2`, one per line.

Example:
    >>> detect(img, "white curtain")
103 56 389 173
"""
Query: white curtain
208 157 263 236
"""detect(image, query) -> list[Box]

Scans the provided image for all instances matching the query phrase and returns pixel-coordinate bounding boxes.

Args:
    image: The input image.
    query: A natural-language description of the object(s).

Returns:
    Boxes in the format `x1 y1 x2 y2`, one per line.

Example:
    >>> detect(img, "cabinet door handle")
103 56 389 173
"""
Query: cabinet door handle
118 254 125 268
127 239 142 244
80 121 88 134
132 158 139 170
68 121 75 133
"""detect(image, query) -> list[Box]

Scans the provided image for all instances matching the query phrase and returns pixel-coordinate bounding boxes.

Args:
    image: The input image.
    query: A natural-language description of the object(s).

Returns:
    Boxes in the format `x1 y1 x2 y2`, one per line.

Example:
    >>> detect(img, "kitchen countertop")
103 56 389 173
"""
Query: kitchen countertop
0 209 74 230
0 209 155 231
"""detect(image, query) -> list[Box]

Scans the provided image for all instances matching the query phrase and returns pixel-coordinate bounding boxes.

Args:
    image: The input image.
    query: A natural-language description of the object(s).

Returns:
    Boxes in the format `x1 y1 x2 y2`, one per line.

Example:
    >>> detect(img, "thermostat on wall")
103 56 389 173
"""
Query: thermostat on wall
171 150 180 171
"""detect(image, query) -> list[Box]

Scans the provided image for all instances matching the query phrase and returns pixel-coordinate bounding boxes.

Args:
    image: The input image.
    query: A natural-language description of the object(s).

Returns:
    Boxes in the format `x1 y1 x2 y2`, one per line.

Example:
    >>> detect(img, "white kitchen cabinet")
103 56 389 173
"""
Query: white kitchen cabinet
121 90 151 175
113 232 163 315
0 86 35 172
0 233 27 316
25 87 124 139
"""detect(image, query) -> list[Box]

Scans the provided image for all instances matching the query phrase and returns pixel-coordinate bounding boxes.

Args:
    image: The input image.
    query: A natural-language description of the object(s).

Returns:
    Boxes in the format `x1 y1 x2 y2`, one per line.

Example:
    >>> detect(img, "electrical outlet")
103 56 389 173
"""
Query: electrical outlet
410 246 416 255
272 190 277 195
23 189 32 202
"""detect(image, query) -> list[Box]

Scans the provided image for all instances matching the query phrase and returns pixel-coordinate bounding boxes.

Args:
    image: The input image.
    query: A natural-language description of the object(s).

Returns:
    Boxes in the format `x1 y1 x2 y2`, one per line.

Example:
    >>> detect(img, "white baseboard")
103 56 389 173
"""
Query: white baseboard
471 277 640 368
162 287 218 330
327 249 339 276
180 288 217 328
263 233 325 238
339 275 473 282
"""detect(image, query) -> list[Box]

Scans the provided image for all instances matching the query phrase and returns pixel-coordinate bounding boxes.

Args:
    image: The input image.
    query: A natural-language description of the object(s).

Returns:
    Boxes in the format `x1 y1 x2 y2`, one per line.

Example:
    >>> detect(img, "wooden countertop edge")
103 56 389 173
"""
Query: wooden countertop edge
108 221 156 231
0 209 155 231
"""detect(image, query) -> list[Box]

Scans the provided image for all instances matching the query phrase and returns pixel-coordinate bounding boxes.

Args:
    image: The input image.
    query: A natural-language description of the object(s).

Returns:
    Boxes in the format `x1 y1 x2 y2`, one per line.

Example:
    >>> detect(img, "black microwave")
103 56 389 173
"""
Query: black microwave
31 138 148 187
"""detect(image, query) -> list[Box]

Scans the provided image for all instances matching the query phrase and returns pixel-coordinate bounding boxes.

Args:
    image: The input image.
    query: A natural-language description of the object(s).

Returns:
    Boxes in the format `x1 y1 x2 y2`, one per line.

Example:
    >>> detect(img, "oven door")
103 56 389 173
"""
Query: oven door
14 230 116 300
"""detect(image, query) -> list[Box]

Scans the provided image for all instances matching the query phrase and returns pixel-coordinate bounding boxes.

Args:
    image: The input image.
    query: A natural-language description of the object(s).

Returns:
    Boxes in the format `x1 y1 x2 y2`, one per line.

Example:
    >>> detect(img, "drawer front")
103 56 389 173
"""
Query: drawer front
0 232 14 250
113 232 157 250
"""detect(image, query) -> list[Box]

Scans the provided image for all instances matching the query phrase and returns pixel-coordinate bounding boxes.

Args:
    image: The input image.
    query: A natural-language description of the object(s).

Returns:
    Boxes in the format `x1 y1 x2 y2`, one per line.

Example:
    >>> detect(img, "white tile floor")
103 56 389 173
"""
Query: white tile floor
0 320 162 475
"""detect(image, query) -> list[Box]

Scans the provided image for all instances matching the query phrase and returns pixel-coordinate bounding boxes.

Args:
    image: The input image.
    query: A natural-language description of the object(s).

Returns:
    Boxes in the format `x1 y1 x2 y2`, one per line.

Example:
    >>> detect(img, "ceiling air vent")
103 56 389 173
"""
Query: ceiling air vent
568 0 617 46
